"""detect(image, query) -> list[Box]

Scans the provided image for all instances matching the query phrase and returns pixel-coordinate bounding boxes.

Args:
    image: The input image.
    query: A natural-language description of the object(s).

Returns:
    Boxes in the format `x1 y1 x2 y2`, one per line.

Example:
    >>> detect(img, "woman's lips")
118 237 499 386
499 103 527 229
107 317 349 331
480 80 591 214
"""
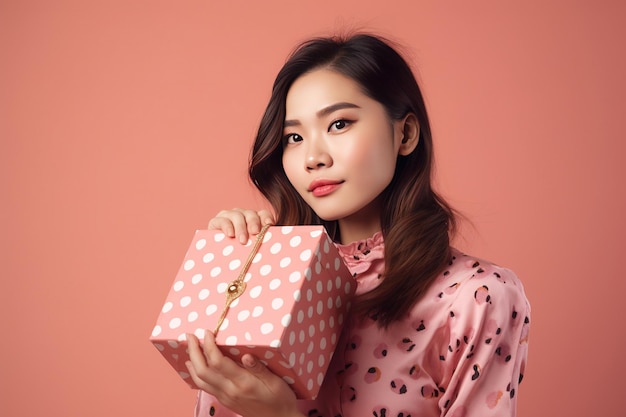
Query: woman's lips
308 179 344 197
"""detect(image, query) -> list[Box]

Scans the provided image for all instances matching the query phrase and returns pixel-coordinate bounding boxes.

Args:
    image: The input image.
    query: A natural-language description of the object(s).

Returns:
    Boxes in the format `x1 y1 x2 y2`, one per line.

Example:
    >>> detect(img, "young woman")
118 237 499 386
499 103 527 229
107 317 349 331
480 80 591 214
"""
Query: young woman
185 33 530 417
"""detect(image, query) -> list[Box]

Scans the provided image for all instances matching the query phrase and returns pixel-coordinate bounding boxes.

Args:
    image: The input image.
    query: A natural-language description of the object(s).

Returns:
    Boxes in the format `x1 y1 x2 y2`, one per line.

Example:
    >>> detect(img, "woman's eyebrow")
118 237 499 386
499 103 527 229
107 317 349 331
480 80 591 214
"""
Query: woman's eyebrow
284 102 360 128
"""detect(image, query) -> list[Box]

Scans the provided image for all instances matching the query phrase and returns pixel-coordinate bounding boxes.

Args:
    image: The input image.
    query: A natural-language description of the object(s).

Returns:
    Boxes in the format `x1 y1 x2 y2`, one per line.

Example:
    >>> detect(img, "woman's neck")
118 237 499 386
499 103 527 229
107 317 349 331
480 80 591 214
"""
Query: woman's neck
337 212 382 245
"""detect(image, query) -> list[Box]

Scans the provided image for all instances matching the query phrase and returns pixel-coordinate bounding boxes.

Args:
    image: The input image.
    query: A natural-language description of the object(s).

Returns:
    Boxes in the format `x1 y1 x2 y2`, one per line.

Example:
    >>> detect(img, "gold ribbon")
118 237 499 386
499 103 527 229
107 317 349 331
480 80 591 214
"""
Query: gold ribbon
213 224 271 336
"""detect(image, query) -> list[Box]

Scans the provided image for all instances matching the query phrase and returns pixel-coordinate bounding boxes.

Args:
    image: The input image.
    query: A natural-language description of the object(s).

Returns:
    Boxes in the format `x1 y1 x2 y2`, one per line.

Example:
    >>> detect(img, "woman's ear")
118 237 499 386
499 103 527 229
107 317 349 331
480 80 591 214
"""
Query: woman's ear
398 113 420 156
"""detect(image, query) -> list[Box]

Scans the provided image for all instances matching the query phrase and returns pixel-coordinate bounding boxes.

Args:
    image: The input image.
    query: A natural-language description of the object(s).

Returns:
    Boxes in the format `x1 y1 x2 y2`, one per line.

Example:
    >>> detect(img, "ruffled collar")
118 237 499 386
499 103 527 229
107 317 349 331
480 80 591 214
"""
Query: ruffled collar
334 231 385 275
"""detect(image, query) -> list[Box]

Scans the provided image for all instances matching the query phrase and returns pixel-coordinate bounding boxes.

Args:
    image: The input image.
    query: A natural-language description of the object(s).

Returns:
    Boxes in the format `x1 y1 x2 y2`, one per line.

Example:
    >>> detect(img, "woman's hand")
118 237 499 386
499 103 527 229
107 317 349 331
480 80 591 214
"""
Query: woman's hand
185 331 303 417
208 208 275 244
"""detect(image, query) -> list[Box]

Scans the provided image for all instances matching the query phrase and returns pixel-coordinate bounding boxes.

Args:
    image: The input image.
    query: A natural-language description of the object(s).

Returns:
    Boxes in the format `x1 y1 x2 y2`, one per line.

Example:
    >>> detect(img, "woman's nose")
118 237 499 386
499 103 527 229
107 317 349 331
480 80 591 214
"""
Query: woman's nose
305 142 332 170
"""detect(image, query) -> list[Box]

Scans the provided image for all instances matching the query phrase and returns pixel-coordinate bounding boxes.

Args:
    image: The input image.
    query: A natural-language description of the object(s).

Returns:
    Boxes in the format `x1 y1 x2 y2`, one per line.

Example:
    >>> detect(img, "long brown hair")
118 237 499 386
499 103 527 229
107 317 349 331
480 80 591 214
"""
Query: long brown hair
249 34 456 327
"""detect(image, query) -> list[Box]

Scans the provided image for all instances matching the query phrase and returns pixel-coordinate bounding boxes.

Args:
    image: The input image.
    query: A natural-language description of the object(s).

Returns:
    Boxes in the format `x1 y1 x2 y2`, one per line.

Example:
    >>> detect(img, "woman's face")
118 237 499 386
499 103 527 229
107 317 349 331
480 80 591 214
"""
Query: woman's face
281 68 406 240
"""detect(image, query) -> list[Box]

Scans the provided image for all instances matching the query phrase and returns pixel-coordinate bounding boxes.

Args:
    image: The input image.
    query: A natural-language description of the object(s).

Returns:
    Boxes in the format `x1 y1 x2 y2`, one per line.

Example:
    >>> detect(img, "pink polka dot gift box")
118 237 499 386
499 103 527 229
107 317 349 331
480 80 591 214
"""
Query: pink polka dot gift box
150 225 356 399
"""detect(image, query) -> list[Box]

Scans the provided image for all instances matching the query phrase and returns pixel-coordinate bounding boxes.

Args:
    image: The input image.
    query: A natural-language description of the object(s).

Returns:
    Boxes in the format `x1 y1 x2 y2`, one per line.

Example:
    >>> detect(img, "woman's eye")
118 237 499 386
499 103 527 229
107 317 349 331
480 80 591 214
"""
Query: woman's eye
329 119 351 132
284 133 303 144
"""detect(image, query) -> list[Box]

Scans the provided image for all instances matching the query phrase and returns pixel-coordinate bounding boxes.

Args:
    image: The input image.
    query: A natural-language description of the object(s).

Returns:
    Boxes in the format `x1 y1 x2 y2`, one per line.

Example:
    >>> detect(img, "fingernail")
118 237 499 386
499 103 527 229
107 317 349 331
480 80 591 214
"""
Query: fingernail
239 234 247 244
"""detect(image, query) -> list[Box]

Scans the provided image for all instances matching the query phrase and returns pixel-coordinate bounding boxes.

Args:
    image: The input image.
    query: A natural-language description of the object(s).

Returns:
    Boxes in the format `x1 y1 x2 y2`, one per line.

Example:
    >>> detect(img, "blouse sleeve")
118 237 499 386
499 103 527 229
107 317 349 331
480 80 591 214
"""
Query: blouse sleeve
438 261 530 417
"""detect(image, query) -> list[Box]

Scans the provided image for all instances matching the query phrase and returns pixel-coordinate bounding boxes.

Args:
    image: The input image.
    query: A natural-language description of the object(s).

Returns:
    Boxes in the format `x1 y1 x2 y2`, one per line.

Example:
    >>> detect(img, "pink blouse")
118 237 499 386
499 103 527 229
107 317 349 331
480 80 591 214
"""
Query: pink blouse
195 233 530 417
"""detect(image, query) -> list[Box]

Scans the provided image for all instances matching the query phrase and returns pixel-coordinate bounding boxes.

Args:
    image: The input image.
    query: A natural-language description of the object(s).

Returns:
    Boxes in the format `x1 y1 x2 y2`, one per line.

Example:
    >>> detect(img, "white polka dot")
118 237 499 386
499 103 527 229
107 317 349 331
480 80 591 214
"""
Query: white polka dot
289 271 301 283
306 289 313 302
289 235 302 247
335 295 343 308
217 282 228 293
269 278 281 290
329 316 335 328
316 300 324 315
317 372 325 385
316 281 323 294
262 231 272 243
214 233 225 242
184 260 195 271
307 341 315 354
198 289 210 300
280 257 291 268
225 336 237 345
173 281 184 292
344 281 353 294
289 352 297 367
270 242 282 254
300 249 312 261
203 252 215 263
293 289 301 301
195 239 207 250
243 272 252 282
188 311 198 322
299 352 305 364
331 333 337 345
250 285 262 298
272 297 284 310
265 351 275 359
210 266 222 277
307 379 314 391
168 340 179 348
308 324 315 337
162 302 173 313
180 296 191 307
318 354 325 367
315 262 322 274
334 258 341 271
237 310 250 321
297 310 305 324
252 253 262 263
191 273 203 284
261 323 273 334
299 330 305 343
154 343 165 351
179 371 190 379
252 306 263 317
205 304 218 316
260 264 272 276
220 318 230 330
307 306 314 318
289 331 296 346
169 317 182 329
283 375 295 384
326 279 333 292
306 359 314 372
310 229 323 238
229 347 240 355
281 226 294 234
172 354 179 360
319 320 326 332
194 329 206 339
151 325 162 337
304 268 312 281
337 313 344 325
245 331 252 341
222 245 234 256
327 297 333 309
323 240 330 253
319 337 327 350
270 339 281 348
335 276 342 289
229 259 241 270
281 313 292 327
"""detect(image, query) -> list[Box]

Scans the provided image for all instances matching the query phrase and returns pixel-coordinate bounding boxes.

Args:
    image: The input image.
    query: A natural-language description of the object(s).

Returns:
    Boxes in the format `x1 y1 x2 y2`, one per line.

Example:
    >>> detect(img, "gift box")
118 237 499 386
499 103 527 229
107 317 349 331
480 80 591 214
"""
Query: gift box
150 225 355 399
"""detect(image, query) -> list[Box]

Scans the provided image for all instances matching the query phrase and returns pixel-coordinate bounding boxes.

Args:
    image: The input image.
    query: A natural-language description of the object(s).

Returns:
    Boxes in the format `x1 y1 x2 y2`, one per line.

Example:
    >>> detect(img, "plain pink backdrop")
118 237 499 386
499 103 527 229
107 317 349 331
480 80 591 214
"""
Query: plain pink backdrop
2 1 625 416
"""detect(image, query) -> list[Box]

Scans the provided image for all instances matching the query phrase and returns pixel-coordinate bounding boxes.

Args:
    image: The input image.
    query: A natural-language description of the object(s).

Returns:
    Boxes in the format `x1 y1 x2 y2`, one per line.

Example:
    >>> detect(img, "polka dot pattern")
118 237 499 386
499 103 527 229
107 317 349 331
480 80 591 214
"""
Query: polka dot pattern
150 225 355 399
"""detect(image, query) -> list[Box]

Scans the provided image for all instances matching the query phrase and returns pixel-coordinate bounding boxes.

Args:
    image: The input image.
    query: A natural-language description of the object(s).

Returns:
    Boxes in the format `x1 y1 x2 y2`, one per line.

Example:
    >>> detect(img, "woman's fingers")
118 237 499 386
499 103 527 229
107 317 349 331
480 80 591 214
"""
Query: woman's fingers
208 208 275 244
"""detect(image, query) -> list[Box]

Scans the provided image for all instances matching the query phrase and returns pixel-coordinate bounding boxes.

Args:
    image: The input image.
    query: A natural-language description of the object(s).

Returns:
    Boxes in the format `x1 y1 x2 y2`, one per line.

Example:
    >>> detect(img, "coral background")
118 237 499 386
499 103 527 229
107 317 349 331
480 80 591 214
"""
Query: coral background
2 1 625 416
